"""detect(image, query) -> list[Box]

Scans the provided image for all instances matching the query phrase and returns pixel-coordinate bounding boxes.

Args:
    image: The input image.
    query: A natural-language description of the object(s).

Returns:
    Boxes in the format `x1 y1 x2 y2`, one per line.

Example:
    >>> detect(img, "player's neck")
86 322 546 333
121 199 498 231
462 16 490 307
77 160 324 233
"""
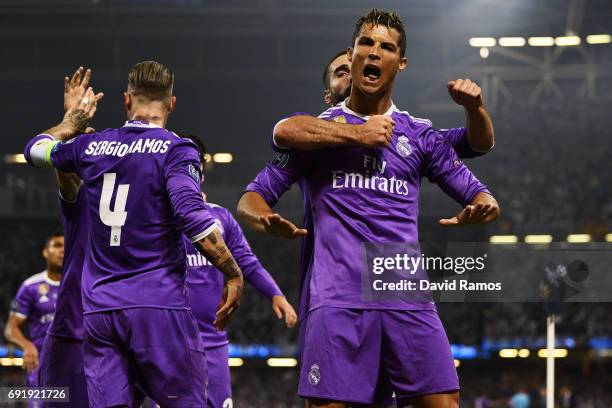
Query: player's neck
128 109 167 128
46 267 61 282
346 86 393 116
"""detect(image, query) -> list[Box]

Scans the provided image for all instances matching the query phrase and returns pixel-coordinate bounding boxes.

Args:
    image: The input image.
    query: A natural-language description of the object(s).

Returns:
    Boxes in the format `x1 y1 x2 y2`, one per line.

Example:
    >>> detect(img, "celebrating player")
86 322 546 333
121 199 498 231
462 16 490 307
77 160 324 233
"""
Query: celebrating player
24 61 244 407
172 133 298 408
239 9 499 408
4 233 62 400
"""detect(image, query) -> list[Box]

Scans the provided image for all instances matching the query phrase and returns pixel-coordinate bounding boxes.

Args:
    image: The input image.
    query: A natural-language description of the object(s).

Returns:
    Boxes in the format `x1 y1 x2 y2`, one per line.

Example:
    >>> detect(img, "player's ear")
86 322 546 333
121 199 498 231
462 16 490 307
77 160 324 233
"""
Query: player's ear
347 47 354 62
123 92 131 111
398 57 408 72
323 89 332 105
168 96 176 113
42 247 49 261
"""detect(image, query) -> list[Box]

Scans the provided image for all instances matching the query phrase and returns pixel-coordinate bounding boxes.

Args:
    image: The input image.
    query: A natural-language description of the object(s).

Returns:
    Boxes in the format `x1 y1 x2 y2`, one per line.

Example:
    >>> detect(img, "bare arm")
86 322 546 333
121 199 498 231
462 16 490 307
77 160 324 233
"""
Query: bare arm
273 115 394 151
4 314 38 372
447 79 494 152
237 192 307 239
193 228 244 330
55 170 81 202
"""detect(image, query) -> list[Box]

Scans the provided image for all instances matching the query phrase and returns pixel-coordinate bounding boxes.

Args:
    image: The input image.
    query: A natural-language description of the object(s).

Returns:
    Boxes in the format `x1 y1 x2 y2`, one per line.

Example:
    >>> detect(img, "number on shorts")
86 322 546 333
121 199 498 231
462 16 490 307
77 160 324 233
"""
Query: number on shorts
99 173 130 246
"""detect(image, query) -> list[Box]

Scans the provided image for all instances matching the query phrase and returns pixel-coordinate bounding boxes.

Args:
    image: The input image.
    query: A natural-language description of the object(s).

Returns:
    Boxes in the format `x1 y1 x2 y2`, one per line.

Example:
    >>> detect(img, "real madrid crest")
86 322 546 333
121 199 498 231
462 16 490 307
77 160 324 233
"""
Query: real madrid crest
308 363 321 385
38 283 50 302
396 135 412 157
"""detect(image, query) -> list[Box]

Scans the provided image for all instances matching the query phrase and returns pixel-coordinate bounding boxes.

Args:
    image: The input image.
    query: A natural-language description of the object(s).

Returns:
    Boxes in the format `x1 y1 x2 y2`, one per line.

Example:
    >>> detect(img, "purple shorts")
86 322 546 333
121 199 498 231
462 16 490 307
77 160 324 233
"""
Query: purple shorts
26 368 40 408
39 335 89 408
206 344 232 408
83 308 207 408
298 308 459 406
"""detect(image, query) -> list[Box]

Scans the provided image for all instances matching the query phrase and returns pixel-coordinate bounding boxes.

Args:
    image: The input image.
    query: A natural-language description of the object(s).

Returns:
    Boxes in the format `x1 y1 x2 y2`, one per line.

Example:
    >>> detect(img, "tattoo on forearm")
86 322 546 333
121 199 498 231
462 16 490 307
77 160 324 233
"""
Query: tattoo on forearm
64 109 89 133
219 258 242 280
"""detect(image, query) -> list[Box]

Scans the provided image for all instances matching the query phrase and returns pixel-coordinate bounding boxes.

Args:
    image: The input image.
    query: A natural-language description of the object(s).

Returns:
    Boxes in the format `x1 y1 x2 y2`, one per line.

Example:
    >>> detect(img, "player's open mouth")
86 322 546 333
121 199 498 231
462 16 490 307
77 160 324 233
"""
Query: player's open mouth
363 64 381 82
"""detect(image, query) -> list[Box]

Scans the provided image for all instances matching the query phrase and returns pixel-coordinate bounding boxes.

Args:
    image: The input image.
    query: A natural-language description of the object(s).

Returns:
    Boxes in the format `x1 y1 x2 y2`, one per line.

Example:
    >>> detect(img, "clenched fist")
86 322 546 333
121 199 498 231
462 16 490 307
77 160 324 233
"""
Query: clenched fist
447 79 483 112
355 114 395 147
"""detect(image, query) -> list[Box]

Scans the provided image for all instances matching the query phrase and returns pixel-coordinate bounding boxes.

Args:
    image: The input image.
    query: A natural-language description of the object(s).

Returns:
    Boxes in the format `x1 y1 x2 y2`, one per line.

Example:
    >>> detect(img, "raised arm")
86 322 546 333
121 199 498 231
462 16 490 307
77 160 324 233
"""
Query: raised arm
447 79 494 152
273 114 395 151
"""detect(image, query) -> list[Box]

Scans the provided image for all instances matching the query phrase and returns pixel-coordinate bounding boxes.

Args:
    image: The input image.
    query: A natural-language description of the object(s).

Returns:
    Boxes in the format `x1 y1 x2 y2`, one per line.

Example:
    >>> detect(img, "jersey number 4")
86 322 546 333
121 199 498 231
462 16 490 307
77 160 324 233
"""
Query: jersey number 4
100 173 129 246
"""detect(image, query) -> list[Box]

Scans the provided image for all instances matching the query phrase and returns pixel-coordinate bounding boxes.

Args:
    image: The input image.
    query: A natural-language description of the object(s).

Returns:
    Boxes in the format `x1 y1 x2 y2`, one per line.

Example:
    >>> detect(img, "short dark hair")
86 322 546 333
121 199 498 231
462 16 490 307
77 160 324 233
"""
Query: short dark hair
44 232 63 249
127 60 174 101
322 51 348 89
352 9 406 57
177 132 207 163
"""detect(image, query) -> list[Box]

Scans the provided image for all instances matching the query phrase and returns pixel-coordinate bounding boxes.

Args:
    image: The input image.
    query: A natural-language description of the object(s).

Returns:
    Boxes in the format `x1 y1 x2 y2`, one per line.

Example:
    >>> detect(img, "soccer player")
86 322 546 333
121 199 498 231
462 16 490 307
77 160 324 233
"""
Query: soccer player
24 61 244 408
181 133 297 408
36 67 94 408
4 233 62 396
239 9 499 408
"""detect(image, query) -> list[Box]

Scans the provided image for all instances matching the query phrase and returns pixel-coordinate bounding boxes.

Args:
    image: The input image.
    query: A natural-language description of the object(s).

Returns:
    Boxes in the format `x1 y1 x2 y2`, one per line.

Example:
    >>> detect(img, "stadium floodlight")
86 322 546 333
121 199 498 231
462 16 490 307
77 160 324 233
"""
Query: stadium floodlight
267 358 298 367
518 349 530 358
228 358 244 367
555 36 581 46
499 349 519 358
499 37 526 47
453 359 460 367
10 358 23 366
469 37 496 47
524 234 553 244
606 233 612 242
479 47 490 59
586 34 612 44
4 154 26 164
528 37 555 46
489 235 518 244
212 153 233 163
566 234 591 243
0 358 12 366
537 348 568 358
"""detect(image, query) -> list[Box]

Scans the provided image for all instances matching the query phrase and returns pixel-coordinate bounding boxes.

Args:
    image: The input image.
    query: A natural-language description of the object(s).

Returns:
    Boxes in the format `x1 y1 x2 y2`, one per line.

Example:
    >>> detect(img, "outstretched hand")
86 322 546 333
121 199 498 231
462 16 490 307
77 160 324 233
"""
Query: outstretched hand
439 201 499 226
259 213 307 239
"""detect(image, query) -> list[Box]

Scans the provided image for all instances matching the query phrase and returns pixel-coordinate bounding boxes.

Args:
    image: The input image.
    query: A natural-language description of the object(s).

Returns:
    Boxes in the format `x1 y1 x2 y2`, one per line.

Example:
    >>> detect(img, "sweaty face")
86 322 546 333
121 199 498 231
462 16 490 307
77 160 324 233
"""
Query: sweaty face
43 236 64 270
325 54 352 106
349 24 406 96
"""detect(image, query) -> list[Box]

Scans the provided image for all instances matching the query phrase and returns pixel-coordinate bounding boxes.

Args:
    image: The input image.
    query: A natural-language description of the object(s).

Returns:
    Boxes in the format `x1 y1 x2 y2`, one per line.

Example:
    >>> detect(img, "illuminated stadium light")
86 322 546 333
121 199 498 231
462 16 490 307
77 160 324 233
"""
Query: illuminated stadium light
594 349 612 357
0 358 13 366
11 358 23 366
228 358 244 367
524 234 553 244
4 154 26 164
469 37 496 47
555 36 581 46
499 349 519 358
586 34 612 44
212 153 233 163
566 234 591 243
499 37 526 47
528 37 555 46
489 235 518 244
537 348 568 358
606 233 612 242
266 358 298 367
454 359 460 367
479 47 489 59
518 349 530 358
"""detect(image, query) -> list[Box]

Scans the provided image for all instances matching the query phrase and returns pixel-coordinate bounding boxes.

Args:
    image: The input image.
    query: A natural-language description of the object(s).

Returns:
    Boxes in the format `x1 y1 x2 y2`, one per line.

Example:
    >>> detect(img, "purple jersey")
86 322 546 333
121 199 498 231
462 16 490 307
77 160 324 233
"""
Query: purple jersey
268 113 489 320
26 121 217 313
246 101 490 311
11 272 60 349
186 202 282 348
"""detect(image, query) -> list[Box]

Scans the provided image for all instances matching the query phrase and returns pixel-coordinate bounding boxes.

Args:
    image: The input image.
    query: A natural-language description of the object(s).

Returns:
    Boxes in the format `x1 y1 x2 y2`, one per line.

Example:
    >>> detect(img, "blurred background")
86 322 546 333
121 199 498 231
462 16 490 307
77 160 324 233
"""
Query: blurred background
1 0 611 406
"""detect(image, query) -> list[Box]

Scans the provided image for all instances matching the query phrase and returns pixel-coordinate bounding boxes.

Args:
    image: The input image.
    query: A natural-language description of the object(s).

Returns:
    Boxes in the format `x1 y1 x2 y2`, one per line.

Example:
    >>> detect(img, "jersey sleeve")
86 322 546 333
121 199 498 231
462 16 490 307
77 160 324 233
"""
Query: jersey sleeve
422 130 490 206
10 284 33 319
270 112 313 152
244 150 312 207
440 127 492 159
221 209 282 299
164 141 217 242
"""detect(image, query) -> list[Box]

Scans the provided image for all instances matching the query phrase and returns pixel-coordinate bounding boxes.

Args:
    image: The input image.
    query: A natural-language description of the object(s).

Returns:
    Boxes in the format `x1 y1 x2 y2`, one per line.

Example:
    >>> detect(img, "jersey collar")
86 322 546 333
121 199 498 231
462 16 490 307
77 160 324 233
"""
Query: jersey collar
340 98 396 120
43 270 60 286
123 120 162 129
